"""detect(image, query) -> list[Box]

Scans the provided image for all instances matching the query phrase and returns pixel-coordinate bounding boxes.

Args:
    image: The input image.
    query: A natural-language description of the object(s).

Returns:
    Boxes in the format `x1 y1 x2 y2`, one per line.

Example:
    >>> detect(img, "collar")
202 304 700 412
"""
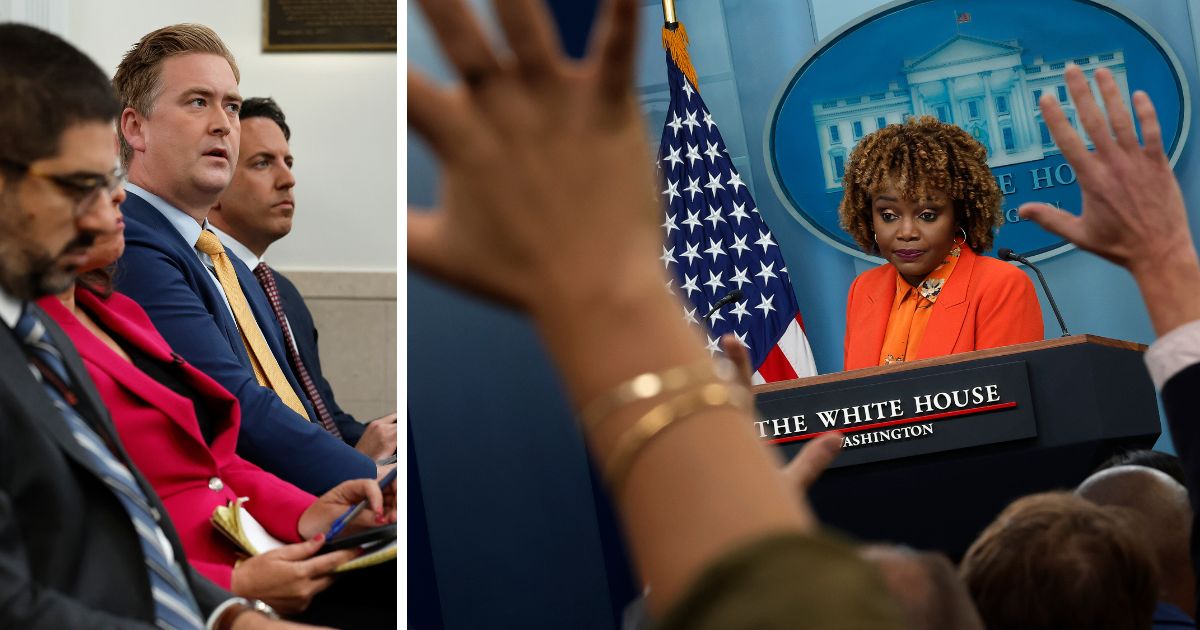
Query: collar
124 183 211 249
893 245 962 306
209 225 264 270
0 287 22 329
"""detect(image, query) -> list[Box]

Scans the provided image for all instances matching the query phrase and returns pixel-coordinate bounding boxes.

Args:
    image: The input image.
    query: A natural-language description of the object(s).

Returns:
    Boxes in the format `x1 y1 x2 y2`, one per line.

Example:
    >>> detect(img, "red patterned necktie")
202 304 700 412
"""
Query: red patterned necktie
252 262 344 440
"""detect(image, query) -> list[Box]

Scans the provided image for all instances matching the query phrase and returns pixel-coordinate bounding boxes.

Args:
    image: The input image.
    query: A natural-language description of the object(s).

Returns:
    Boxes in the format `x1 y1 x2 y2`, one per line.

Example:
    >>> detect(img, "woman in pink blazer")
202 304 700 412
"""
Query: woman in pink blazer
39 205 394 621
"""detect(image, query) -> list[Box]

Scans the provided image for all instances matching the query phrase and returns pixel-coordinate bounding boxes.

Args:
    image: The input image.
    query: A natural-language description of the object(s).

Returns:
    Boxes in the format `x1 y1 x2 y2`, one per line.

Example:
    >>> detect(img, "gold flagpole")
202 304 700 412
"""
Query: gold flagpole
662 0 678 28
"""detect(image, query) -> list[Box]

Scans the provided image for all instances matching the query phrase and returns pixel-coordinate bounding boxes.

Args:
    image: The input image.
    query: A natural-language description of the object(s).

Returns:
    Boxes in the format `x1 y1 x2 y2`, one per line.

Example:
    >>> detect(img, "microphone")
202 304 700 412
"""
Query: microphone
704 289 744 322
998 248 1070 337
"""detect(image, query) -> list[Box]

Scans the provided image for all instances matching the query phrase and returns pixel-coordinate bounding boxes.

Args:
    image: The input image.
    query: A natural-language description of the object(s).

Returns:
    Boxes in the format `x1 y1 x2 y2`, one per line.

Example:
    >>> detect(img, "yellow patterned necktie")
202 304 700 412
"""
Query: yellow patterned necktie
195 230 311 420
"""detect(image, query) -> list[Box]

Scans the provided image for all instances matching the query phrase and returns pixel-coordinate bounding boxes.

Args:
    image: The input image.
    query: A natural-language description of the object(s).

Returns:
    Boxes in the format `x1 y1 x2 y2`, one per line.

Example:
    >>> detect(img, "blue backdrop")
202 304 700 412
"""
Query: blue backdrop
407 0 1200 627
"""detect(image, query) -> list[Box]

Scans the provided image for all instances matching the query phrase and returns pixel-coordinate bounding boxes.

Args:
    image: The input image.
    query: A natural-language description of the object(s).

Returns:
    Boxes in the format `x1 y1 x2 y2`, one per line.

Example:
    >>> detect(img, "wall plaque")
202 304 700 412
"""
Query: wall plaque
263 0 396 52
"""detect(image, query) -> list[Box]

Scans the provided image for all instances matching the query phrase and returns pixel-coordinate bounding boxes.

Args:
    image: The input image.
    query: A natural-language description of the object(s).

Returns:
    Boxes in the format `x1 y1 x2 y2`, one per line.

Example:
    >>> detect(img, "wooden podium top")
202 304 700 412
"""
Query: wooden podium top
753 334 1148 394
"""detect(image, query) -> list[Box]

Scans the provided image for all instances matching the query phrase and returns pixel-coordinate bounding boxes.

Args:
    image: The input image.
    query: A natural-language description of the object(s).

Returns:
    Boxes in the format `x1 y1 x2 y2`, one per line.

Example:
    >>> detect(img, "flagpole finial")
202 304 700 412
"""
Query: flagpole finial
662 0 678 29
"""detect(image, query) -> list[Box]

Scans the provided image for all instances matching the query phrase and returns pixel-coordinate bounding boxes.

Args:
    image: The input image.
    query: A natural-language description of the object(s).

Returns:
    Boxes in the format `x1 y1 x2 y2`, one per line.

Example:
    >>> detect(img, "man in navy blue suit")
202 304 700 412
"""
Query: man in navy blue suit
208 97 397 461
111 24 376 494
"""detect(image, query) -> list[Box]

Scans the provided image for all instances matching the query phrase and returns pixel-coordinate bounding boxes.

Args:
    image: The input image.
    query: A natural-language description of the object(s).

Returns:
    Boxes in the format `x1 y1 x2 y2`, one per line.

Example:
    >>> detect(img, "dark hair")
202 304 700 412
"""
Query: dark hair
0 23 121 165
960 492 1157 630
240 97 290 141
838 116 1003 254
77 267 115 299
1096 449 1187 486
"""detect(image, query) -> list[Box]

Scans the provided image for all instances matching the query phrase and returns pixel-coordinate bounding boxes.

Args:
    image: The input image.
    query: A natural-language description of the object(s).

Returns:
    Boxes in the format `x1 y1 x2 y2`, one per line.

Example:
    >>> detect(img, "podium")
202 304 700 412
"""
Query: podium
753 336 1161 559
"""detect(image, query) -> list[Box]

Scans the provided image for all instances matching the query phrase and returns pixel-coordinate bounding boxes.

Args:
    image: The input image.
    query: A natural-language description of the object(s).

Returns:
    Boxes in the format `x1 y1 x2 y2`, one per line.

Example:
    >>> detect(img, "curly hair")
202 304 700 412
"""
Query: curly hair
838 116 1003 254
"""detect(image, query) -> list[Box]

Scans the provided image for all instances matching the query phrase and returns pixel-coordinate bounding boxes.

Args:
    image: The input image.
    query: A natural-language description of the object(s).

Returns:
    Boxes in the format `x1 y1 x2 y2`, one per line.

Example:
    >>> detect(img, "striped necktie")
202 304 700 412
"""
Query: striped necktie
15 307 205 630
195 229 311 421
252 263 344 440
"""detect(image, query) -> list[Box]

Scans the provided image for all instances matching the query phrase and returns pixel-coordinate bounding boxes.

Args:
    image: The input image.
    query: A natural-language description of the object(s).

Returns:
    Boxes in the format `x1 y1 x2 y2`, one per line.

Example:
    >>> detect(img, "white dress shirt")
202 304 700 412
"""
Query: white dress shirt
1144 319 1200 390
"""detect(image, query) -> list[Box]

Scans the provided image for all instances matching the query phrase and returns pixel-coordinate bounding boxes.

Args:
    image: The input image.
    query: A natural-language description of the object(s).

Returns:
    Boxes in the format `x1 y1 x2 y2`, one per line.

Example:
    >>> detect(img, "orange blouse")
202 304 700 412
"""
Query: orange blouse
878 246 961 365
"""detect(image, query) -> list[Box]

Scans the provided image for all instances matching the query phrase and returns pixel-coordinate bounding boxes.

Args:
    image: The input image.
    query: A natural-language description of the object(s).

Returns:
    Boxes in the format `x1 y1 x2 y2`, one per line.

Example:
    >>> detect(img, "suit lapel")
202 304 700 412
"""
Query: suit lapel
849 265 894 368
0 307 191 582
919 247 976 359
0 308 119 483
30 304 194 543
65 292 213 452
122 192 252 370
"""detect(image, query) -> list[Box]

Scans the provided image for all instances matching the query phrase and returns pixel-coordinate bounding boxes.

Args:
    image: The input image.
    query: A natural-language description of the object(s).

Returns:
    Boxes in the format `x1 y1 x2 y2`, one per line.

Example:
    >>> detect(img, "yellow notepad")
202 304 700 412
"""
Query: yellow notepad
210 498 396 572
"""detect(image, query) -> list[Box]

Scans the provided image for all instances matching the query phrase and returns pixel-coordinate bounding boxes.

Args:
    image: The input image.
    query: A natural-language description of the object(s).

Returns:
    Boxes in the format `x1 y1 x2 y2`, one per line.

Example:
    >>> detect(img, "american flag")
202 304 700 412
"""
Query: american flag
657 50 816 382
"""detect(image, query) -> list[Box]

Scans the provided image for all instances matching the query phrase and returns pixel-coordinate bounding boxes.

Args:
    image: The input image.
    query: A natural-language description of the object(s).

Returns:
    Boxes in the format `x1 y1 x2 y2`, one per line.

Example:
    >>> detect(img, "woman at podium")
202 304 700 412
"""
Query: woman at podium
838 117 1043 370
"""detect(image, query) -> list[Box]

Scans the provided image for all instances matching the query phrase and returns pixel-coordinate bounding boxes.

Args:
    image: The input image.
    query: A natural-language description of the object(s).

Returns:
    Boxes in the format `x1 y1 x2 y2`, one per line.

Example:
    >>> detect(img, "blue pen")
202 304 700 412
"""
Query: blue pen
327 468 398 539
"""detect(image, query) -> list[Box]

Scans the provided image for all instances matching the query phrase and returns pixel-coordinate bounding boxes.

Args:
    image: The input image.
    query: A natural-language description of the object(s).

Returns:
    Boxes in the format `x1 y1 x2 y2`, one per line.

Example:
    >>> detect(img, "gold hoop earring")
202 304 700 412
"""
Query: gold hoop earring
954 227 968 248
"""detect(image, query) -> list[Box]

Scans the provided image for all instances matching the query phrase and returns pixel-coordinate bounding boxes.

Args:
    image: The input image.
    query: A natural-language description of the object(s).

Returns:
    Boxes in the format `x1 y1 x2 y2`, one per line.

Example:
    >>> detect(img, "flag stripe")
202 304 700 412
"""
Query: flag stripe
752 317 814 383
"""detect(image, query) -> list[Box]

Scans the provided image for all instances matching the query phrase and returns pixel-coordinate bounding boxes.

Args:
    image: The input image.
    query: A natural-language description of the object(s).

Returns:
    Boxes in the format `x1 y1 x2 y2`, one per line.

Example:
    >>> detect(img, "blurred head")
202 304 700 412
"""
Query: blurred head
961 491 1158 630
0 23 125 300
209 97 295 257
78 208 126 274
1077 465 1194 616
859 544 984 630
114 24 241 214
838 116 1002 285
1096 449 1187 487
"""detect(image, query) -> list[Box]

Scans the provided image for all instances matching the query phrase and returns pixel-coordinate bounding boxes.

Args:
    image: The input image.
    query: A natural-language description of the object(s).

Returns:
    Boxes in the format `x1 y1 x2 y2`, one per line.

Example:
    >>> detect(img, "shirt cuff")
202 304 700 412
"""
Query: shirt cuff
205 598 245 630
1144 319 1200 390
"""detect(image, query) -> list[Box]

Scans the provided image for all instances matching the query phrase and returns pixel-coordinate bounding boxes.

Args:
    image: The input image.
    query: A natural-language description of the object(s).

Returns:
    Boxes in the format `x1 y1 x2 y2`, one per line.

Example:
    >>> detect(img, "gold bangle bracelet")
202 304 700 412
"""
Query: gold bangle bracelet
605 382 752 492
580 358 737 433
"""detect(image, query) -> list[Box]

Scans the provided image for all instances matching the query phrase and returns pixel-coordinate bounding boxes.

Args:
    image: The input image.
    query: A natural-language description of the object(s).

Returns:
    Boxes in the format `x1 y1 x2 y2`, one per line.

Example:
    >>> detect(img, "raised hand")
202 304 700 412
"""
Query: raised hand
1019 65 1189 270
781 432 843 498
1018 65 1200 335
719 332 755 389
408 0 661 318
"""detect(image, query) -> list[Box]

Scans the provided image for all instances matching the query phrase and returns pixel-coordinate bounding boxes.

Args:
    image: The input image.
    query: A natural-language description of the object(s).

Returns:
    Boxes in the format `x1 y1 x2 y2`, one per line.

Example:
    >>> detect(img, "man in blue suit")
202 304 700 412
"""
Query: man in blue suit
208 97 397 461
111 24 376 494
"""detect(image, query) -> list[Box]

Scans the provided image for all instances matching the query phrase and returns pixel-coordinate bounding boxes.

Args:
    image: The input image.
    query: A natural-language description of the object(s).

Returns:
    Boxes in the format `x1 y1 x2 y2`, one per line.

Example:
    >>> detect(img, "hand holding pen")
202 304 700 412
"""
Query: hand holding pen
328 468 397 539
296 467 398 541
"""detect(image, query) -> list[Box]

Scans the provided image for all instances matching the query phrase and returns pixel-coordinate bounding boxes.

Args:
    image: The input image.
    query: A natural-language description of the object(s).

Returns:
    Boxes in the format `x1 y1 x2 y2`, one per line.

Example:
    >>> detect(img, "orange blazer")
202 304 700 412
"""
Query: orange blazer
843 246 1044 371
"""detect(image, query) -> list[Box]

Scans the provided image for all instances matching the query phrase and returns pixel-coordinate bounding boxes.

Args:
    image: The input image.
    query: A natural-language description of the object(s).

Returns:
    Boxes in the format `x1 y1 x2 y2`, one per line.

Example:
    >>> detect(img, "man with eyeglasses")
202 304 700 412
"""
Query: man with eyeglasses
0 23 300 629
109 24 377 495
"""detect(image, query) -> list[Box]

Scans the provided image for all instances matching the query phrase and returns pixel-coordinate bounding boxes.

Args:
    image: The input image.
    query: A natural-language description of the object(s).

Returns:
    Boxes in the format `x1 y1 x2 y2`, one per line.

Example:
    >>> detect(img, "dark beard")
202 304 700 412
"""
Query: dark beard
0 236 74 300
0 191 80 300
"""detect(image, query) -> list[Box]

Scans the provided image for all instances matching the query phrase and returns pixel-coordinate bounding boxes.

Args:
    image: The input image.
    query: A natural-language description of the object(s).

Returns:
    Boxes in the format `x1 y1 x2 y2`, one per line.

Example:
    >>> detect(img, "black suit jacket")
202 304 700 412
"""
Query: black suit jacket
272 269 367 445
0 305 228 627
1161 362 1200 611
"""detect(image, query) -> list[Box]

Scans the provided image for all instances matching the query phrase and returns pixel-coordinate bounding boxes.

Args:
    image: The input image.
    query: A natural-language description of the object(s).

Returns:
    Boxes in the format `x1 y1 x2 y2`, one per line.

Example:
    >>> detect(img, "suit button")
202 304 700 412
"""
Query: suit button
208 477 224 492
150 508 161 521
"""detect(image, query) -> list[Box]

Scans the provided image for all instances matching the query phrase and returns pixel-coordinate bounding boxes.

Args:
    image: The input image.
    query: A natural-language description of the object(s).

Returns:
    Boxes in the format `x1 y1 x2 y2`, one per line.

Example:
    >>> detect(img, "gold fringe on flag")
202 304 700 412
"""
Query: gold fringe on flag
661 22 699 95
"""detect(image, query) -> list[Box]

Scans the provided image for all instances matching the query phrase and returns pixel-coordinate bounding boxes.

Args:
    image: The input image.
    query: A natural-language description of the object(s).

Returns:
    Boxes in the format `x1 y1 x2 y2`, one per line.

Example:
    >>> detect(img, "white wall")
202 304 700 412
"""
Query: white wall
66 0 397 272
